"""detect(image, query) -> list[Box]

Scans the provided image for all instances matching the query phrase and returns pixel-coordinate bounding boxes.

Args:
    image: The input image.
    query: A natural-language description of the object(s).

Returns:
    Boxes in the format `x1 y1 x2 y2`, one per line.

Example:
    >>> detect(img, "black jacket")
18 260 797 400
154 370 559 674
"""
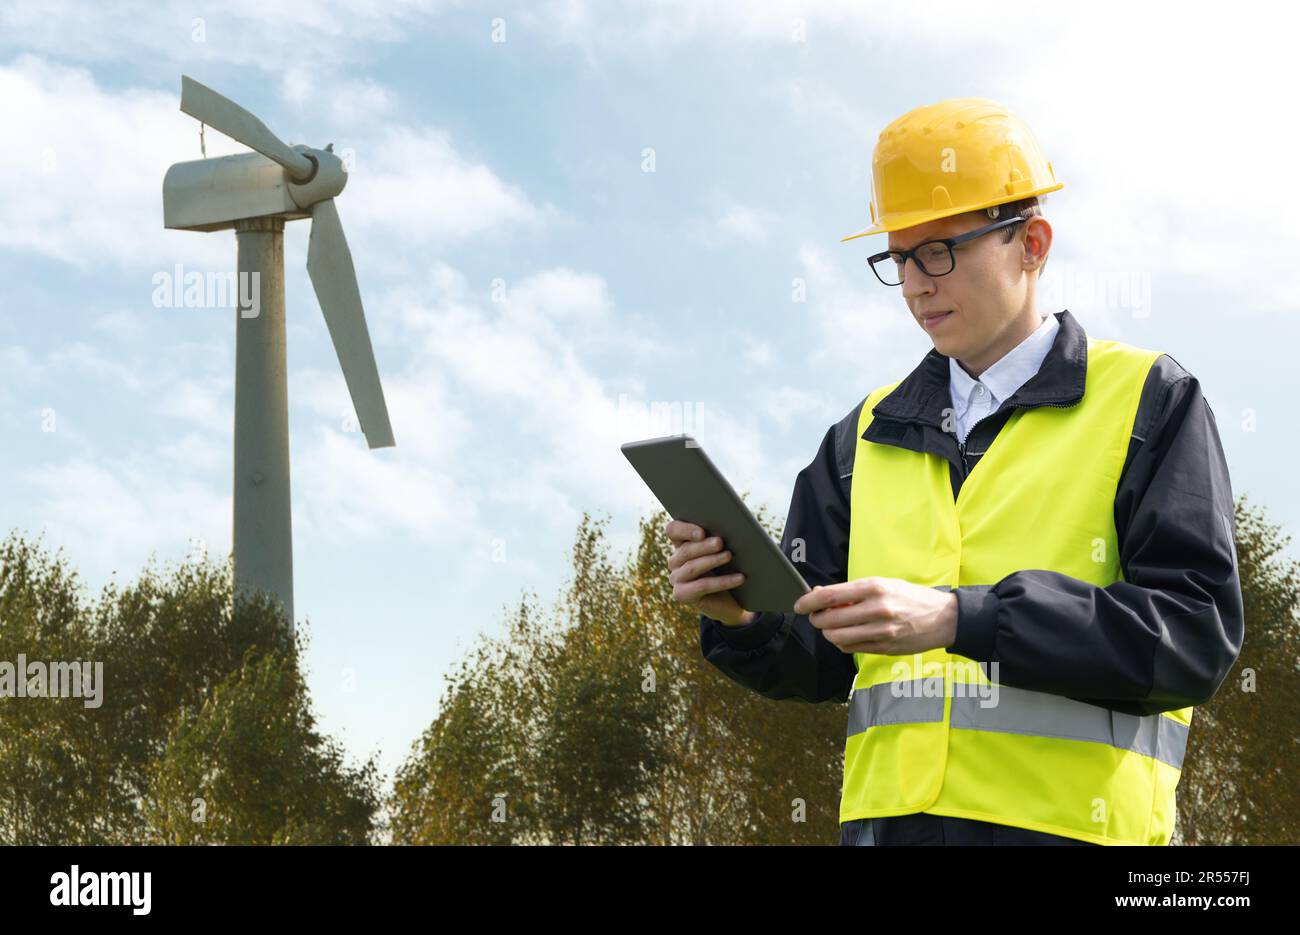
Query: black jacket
700 310 1244 828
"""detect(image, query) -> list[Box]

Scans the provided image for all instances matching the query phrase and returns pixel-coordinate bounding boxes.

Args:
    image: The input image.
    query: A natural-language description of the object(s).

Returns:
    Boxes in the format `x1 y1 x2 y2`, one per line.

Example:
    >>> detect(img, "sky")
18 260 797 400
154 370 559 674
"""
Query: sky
2 0 1294 781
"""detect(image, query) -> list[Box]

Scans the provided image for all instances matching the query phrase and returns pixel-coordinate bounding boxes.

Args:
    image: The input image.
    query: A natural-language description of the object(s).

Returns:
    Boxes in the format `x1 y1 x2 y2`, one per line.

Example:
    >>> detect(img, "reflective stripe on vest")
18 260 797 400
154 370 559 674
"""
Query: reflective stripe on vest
847 681 1189 769
841 336 1192 846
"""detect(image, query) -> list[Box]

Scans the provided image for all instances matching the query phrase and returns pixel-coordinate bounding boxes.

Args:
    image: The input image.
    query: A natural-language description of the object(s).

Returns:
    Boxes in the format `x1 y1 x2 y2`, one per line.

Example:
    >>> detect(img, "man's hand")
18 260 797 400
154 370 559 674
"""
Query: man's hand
663 519 757 628
793 577 958 655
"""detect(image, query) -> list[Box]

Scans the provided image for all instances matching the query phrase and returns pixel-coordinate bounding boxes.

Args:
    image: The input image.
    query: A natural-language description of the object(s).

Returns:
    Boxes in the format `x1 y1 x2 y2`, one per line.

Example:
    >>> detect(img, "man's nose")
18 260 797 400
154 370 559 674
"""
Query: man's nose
900 257 936 300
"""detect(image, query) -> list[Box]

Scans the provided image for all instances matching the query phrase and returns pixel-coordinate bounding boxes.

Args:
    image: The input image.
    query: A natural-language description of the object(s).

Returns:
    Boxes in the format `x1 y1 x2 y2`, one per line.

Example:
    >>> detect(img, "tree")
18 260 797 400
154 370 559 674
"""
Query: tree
145 647 382 845
388 604 534 845
391 520 672 846
391 509 846 845
0 532 382 844
1175 496 1300 844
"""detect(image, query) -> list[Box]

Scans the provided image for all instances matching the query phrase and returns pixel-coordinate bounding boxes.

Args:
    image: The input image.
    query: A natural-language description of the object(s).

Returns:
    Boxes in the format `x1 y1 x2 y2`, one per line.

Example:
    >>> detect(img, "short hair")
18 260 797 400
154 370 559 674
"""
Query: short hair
967 195 1048 274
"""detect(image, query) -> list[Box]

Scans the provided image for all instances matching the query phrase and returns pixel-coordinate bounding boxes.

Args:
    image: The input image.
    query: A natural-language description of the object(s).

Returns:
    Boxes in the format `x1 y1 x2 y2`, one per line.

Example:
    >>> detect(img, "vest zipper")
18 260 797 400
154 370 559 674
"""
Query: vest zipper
956 396 1084 481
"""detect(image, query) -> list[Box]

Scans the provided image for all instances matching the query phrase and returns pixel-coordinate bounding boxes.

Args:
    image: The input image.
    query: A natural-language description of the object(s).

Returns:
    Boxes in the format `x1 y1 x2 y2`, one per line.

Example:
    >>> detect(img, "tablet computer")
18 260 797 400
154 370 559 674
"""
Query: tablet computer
621 434 810 613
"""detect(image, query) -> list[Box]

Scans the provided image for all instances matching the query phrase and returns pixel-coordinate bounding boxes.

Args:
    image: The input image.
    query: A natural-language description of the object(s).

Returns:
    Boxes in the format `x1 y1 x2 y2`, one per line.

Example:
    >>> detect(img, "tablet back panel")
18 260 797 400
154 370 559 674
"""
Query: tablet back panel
621 435 810 613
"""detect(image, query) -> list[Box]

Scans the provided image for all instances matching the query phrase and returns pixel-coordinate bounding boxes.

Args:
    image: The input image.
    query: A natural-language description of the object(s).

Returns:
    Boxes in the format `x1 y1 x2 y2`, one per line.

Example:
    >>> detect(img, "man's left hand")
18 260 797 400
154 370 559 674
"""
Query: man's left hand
793 576 959 655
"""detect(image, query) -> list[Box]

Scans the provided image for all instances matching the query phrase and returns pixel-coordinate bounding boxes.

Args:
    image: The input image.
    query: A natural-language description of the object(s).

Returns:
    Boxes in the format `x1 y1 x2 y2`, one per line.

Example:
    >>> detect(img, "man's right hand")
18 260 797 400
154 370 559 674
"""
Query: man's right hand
664 519 758 627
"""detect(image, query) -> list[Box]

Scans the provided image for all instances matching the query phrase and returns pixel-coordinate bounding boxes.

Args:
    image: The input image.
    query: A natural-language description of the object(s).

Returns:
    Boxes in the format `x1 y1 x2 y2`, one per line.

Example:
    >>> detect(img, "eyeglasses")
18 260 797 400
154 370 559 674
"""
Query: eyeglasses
867 215 1026 286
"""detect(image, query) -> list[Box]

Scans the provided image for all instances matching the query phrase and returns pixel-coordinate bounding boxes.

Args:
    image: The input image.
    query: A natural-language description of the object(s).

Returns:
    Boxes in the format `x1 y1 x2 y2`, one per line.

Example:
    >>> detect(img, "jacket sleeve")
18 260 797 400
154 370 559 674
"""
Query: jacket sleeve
699 417 858 704
948 359 1245 717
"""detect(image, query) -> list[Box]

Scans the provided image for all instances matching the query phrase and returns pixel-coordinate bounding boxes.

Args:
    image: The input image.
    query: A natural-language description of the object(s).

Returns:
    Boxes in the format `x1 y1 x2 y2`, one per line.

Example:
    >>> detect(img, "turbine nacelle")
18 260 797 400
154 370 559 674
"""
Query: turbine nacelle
163 145 346 232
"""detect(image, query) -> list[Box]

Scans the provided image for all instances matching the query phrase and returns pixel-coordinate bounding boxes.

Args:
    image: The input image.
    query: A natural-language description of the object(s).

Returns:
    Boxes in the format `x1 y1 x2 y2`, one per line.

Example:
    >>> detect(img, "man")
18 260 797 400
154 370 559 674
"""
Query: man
664 98 1243 846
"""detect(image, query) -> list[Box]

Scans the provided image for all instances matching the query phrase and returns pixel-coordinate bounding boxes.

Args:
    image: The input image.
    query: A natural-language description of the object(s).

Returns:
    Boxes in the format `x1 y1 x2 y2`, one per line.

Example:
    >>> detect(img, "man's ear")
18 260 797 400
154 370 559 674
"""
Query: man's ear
1022 217 1052 271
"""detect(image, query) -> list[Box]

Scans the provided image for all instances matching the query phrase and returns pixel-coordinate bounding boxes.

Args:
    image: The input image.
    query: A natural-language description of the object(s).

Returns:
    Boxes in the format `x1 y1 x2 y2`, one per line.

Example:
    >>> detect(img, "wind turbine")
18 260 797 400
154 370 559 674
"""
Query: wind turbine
163 75 395 630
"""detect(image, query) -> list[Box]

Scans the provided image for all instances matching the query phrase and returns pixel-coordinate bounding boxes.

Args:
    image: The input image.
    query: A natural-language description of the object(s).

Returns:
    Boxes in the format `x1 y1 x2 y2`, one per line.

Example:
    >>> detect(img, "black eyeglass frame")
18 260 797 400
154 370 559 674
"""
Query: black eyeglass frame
867 215 1027 286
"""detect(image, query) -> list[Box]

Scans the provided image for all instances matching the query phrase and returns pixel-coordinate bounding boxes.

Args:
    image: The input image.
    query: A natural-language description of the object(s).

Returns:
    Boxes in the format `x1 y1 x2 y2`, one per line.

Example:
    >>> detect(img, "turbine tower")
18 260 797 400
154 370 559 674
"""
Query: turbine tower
163 75 395 630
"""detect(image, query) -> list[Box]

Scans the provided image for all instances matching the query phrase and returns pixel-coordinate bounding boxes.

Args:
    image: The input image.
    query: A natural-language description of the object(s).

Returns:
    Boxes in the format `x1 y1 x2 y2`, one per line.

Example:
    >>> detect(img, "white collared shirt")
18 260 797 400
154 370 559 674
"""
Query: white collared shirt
948 313 1059 445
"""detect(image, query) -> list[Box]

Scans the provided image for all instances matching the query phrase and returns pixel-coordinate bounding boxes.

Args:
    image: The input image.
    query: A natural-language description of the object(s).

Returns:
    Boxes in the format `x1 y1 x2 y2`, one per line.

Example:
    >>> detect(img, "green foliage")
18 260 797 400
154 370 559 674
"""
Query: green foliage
0 533 381 845
145 649 381 845
389 518 675 845
391 509 846 845
1175 496 1300 844
387 607 532 845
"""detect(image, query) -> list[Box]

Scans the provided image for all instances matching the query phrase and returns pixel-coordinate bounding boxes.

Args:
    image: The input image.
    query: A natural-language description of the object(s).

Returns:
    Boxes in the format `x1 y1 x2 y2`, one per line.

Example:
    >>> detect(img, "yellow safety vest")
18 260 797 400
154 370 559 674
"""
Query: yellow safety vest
842 336 1191 845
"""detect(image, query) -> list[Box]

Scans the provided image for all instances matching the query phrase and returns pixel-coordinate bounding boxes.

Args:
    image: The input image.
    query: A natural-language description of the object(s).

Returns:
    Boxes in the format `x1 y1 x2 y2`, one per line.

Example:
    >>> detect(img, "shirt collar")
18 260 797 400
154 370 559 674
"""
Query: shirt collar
869 309 1088 430
948 312 1059 407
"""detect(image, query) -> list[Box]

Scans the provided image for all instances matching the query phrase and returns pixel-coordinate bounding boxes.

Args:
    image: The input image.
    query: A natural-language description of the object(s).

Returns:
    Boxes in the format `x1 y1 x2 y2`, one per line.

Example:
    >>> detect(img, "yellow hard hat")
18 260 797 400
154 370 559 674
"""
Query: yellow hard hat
841 97 1063 242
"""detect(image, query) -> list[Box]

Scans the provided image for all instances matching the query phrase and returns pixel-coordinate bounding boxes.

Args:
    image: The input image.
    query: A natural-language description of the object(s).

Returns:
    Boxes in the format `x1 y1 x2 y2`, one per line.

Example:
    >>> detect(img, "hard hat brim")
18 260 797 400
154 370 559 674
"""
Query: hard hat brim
840 182 1064 244
840 224 885 243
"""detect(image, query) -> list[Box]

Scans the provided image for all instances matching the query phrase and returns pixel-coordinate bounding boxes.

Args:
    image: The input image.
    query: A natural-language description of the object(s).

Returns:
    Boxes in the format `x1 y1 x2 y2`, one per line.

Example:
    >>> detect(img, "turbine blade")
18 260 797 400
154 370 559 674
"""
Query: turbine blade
306 199 396 449
180 75 314 180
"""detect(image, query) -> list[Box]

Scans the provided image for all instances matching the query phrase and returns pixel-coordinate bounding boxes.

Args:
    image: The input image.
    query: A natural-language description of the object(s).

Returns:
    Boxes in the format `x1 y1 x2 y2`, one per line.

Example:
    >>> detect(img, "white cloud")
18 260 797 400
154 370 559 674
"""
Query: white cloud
0 344 46 430
1 56 550 273
0 55 235 269
278 263 622 543
2 335 233 577
292 427 475 542
92 309 150 343
759 385 824 433
744 337 774 367
282 67 313 105
0 0 451 69
506 267 611 324
157 376 233 432
795 242 916 370
19 457 230 580
0 344 41 385
687 199 771 247
158 431 227 475
296 364 466 464
377 260 795 526
517 0 1005 59
46 341 154 393
281 67 397 126
345 125 553 244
